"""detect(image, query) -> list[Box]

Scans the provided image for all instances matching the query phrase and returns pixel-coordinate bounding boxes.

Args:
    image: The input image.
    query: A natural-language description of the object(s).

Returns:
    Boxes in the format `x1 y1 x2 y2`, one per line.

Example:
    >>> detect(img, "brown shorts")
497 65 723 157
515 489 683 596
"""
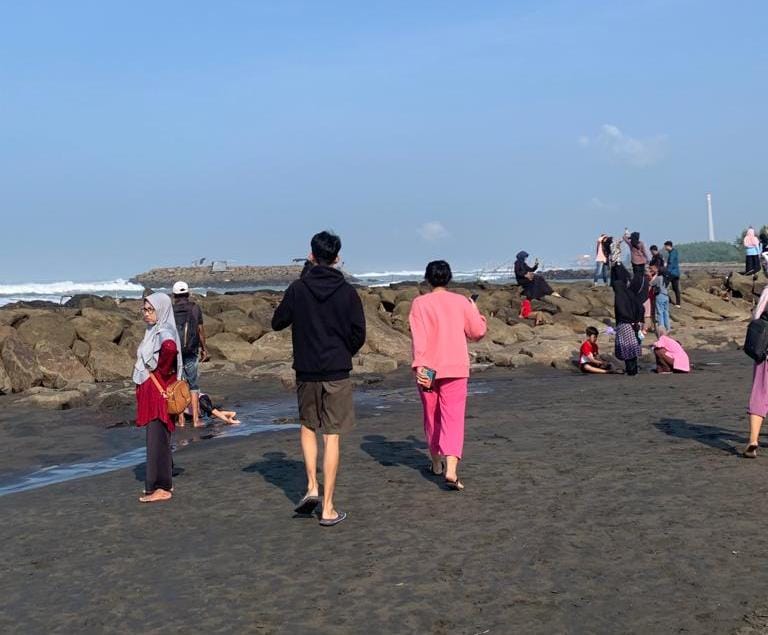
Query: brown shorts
297 378 355 434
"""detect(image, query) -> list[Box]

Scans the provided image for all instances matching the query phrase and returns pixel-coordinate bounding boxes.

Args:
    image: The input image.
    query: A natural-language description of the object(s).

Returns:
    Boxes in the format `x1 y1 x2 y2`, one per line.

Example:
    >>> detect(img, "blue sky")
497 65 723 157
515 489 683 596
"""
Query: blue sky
1 0 765 281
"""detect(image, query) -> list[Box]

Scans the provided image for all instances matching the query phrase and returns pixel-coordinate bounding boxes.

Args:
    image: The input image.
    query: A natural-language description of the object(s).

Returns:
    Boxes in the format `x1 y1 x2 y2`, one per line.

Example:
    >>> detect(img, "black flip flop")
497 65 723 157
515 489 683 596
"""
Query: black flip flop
319 511 347 527
294 495 321 514
445 477 465 491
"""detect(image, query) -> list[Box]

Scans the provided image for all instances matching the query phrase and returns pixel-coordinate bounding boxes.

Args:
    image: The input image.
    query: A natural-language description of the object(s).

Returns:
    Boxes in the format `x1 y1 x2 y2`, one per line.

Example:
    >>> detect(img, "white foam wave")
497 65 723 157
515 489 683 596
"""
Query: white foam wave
0 279 145 296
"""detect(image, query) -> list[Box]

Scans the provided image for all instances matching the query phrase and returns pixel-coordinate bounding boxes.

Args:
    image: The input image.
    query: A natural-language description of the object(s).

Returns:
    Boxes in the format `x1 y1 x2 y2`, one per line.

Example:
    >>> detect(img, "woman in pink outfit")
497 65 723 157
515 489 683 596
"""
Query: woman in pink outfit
744 286 768 458
409 260 487 490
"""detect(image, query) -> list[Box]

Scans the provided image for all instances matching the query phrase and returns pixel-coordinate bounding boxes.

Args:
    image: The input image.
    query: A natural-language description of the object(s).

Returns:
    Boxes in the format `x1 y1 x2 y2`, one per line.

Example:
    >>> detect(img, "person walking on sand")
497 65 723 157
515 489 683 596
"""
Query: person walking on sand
744 226 761 275
172 281 207 428
133 293 183 503
623 229 650 277
611 263 645 376
409 260 487 491
743 286 768 458
272 231 366 526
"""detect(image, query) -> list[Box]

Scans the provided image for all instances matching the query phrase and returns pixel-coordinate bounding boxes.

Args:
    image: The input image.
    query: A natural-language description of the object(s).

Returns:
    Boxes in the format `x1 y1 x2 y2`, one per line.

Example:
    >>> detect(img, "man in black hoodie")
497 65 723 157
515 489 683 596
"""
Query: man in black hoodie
272 231 366 526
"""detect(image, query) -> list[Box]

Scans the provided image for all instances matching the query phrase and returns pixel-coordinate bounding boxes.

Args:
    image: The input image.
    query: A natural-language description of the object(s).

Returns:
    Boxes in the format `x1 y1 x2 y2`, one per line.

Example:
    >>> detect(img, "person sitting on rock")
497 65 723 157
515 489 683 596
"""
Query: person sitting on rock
518 298 546 326
514 251 561 300
579 326 613 374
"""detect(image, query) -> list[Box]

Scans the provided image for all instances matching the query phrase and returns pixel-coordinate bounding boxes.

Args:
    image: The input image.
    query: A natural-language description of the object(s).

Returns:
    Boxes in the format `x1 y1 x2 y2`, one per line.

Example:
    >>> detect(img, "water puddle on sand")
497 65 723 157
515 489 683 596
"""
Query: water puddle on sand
0 381 494 497
0 400 298 497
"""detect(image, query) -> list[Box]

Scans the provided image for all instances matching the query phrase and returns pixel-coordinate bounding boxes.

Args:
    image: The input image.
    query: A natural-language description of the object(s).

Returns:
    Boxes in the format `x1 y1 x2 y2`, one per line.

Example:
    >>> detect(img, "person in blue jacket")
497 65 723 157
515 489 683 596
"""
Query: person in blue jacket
664 240 681 307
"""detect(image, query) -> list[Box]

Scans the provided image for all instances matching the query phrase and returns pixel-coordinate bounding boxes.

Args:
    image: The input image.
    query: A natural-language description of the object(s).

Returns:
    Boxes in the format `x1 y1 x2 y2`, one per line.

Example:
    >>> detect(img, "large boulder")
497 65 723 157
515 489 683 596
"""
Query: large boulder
118 323 146 352
0 361 11 394
250 330 293 363
64 295 118 310
248 297 277 331
352 353 398 374
546 295 592 317
364 312 412 363
16 315 77 349
491 350 537 368
682 287 746 320
72 309 130 344
0 325 16 347
34 340 94 389
519 339 578 366
727 272 768 299
206 332 253 363
203 315 224 337
87 340 134 381
1 334 43 392
485 317 520 346
71 339 91 364
18 387 87 410
218 310 266 343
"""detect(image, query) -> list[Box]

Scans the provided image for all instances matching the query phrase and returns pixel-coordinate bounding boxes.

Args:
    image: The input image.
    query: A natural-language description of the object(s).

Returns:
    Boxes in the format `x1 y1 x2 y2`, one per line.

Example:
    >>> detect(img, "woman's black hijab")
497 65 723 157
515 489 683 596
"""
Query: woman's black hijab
516 251 529 262
630 232 641 249
611 263 644 323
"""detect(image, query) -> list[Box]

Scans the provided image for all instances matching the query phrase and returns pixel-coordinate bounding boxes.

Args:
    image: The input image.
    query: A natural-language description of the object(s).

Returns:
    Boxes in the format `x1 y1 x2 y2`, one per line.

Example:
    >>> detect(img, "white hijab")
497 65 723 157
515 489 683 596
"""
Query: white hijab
133 292 183 385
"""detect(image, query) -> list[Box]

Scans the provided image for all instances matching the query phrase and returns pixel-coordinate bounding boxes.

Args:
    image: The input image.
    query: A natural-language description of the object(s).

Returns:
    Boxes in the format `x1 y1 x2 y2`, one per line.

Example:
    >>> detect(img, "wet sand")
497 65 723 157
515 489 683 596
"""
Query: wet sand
1 352 768 633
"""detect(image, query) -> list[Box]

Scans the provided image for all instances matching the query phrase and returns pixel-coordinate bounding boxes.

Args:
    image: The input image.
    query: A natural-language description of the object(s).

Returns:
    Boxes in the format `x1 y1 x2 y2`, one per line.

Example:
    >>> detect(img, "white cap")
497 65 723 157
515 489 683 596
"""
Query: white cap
172 281 189 295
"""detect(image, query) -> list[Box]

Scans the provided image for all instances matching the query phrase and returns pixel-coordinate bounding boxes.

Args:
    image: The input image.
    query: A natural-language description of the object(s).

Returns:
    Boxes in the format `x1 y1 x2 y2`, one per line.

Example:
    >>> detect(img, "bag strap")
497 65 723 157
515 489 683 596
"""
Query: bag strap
149 372 167 398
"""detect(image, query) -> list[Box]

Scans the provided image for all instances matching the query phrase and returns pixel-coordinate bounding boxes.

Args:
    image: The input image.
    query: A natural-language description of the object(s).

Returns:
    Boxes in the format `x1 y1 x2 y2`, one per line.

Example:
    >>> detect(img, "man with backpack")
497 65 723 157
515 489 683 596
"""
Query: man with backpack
272 231 366 527
172 281 208 427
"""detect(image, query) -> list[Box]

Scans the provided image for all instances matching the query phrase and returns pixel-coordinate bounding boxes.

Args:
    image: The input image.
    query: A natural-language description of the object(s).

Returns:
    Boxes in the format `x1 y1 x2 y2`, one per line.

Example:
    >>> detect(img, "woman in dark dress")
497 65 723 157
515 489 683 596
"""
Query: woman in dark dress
514 251 557 300
611 264 645 376
133 292 183 503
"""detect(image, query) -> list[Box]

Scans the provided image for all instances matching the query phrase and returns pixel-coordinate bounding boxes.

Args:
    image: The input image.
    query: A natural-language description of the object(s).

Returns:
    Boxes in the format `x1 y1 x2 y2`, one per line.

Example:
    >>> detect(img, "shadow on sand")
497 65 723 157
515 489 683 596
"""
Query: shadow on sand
654 418 745 456
243 451 307 505
359 434 444 487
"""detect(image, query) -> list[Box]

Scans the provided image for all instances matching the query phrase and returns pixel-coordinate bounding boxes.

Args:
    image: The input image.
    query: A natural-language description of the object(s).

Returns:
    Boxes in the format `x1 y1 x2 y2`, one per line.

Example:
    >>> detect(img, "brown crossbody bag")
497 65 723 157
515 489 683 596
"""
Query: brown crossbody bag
149 372 192 416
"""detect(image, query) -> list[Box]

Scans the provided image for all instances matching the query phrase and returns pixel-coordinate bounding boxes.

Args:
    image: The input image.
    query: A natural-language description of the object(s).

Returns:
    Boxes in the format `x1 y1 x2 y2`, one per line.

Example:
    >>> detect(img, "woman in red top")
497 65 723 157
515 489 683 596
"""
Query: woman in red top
133 293 182 503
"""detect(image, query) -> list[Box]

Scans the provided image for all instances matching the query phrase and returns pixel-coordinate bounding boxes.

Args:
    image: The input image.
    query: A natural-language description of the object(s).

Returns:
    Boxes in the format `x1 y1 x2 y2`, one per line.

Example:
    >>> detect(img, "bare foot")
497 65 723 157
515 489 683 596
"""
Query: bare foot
193 420 205 428
139 489 172 503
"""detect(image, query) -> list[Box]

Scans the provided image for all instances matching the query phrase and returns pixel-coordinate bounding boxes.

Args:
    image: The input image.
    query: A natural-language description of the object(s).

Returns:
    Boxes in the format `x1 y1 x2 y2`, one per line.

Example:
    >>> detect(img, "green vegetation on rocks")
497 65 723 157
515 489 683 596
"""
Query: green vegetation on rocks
676 241 741 263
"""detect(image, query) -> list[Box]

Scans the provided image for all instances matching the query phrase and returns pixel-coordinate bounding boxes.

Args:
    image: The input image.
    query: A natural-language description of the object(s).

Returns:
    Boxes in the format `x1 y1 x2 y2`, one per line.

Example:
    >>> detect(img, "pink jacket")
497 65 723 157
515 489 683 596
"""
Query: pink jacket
654 335 691 373
409 291 487 379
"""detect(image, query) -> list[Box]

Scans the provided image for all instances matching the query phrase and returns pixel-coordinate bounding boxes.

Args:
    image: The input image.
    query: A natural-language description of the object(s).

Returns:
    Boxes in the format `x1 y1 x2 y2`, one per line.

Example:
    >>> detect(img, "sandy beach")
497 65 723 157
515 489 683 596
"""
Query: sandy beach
1 351 768 633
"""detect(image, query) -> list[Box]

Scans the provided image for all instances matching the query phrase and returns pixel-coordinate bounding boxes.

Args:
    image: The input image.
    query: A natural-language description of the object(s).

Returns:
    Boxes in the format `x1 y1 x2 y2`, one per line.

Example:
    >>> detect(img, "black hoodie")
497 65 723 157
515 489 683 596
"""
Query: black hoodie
271 266 366 381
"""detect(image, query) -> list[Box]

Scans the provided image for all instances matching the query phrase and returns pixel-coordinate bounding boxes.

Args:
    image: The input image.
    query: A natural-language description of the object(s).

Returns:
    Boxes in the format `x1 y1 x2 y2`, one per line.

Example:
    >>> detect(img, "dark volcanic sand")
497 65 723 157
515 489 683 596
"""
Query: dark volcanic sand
1 352 768 634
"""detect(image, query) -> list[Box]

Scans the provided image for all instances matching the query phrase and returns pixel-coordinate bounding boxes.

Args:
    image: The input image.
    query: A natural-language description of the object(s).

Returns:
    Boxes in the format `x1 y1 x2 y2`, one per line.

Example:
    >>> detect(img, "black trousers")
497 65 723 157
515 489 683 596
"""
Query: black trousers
668 275 681 306
632 263 646 277
625 357 639 376
746 255 761 275
146 419 172 492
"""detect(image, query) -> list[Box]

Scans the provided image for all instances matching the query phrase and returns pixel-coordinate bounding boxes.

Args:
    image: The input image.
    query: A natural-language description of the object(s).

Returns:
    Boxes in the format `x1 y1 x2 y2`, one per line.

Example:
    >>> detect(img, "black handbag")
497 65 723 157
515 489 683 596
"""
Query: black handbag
744 313 768 363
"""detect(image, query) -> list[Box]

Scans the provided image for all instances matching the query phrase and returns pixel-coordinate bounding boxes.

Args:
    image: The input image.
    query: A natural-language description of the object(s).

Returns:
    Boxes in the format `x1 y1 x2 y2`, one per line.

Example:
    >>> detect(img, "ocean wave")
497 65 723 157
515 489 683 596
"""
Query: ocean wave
0 279 145 296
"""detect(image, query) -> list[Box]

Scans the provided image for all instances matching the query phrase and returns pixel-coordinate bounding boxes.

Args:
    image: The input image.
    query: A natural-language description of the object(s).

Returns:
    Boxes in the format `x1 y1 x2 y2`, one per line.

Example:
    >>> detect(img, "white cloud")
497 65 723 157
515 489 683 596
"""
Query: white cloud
589 197 616 210
580 124 667 167
418 221 450 241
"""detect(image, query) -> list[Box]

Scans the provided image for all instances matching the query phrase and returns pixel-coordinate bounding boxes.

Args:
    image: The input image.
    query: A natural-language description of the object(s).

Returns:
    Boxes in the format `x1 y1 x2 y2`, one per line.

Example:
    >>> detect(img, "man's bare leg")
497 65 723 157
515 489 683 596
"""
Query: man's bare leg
321 434 340 520
301 426 319 498
191 392 203 427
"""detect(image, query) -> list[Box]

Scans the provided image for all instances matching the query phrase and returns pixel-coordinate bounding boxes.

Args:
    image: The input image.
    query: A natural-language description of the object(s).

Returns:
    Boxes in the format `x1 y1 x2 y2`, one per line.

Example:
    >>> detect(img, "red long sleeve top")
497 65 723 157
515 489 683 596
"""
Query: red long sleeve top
135 339 178 431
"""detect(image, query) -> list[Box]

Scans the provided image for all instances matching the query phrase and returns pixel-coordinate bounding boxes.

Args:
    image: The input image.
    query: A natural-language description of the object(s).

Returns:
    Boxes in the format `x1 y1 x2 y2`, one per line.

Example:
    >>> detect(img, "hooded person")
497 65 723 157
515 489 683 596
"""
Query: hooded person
514 251 556 300
611 264 644 376
134 292 183 503
744 226 761 274
272 231 366 527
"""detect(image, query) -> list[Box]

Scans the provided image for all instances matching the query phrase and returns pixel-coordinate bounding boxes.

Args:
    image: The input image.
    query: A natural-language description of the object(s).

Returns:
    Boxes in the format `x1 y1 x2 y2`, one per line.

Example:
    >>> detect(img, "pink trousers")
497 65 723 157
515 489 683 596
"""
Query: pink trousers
419 377 469 459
